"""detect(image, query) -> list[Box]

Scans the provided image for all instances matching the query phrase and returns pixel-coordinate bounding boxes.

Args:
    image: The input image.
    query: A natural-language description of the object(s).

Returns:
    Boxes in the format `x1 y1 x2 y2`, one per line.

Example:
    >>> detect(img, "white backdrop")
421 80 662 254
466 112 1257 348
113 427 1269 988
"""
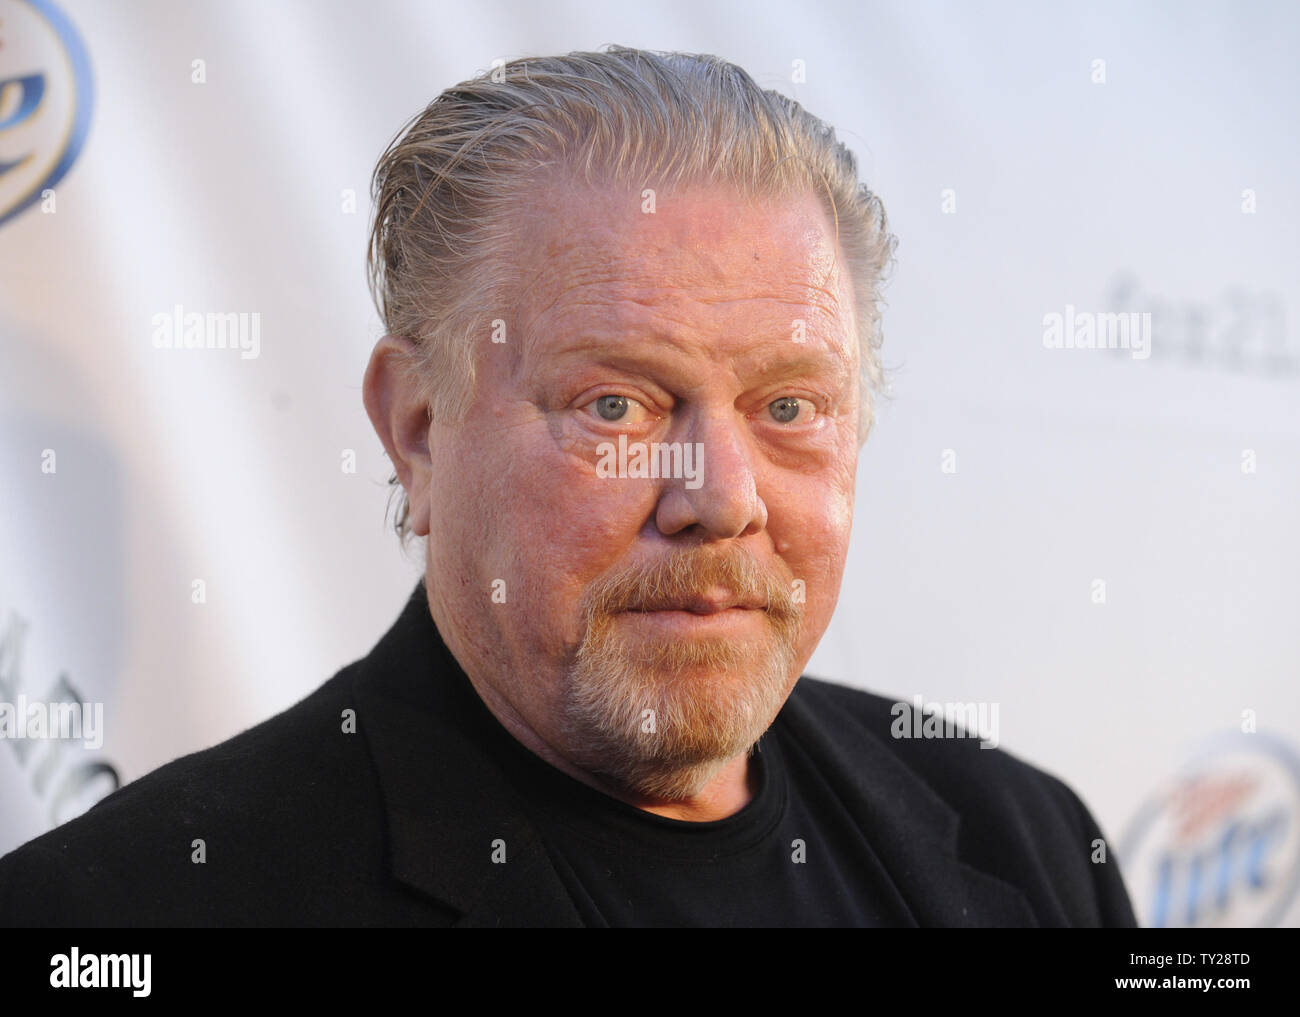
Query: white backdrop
2 0 1297 927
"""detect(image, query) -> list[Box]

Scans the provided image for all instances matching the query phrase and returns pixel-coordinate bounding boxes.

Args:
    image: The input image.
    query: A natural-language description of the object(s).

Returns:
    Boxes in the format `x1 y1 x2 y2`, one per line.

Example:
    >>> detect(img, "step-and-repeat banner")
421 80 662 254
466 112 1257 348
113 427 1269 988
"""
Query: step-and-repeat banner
2 0 1298 927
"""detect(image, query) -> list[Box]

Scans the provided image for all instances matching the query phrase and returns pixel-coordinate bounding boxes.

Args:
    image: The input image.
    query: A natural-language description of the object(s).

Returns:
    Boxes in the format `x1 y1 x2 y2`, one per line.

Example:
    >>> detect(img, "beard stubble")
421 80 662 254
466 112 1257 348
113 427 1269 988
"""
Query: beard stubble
558 545 804 801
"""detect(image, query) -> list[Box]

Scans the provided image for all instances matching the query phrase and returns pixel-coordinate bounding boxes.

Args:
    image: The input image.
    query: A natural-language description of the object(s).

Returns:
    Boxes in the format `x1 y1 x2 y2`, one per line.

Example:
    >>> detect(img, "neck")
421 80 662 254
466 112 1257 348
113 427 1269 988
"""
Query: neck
622 753 758 821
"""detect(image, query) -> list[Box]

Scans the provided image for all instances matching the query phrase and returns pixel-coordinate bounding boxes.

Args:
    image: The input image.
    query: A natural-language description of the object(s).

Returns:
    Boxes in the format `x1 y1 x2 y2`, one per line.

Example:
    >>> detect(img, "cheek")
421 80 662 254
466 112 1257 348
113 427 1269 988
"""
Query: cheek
454 419 659 624
766 474 853 616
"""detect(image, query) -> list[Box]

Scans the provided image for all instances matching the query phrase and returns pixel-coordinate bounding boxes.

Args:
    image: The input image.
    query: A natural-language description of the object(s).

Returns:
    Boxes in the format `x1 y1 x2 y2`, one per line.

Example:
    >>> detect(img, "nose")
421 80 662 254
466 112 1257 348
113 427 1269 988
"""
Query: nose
654 409 768 539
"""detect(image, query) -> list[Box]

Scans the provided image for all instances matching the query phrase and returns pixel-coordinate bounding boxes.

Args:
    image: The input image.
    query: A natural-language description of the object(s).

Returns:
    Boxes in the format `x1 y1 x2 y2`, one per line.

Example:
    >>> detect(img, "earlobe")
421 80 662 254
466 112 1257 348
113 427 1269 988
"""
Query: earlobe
363 335 433 534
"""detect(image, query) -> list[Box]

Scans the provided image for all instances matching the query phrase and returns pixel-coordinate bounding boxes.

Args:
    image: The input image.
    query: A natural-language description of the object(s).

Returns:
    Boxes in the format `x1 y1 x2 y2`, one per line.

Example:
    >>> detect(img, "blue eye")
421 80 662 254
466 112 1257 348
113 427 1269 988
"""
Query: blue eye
769 397 803 423
594 395 628 421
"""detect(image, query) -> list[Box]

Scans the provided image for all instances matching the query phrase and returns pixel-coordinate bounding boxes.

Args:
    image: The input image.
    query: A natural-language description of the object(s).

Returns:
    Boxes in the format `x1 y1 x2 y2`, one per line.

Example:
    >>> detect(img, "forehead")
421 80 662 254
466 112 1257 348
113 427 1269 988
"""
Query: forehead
509 181 856 367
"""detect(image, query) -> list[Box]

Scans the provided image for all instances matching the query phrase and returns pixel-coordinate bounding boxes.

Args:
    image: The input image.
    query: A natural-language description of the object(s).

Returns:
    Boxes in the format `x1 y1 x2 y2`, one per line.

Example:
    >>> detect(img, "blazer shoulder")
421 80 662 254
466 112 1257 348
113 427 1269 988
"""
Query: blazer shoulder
0 662 387 926
792 675 1082 797
787 675 1139 926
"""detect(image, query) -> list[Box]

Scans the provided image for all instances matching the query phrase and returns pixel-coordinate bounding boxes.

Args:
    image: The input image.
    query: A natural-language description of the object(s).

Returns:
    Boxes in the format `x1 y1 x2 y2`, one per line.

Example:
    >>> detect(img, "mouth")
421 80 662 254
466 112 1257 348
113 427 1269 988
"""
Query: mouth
619 606 761 631
617 592 768 639
626 588 767 615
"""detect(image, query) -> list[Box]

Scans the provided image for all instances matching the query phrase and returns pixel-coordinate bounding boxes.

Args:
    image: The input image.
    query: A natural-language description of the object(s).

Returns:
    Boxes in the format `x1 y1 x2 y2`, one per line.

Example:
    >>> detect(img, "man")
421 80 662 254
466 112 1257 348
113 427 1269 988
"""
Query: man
0 47 1137 927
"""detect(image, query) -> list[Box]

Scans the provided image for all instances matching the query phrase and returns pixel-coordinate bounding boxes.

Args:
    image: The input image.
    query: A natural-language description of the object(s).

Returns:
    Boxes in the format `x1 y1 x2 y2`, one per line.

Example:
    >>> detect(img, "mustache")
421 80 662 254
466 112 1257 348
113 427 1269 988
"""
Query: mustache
580 546 800 621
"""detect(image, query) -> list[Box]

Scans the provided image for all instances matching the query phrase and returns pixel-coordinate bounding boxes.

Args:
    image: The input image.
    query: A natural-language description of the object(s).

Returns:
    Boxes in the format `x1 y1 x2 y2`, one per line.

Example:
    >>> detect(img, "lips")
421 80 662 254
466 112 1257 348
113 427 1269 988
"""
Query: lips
628 592 766 614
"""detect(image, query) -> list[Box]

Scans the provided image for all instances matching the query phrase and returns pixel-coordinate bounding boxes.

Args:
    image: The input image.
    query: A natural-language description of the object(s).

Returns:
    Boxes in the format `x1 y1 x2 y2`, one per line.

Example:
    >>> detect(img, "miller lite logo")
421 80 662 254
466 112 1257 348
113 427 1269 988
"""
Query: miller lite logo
0 0 93 229
1119 733 1300 927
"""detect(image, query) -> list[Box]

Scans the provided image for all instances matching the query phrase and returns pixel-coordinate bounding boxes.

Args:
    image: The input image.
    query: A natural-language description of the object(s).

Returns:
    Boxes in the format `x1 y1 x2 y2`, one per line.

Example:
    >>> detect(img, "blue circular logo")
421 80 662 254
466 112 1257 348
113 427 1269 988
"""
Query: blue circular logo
1119 732 1300 927
0 0 94 229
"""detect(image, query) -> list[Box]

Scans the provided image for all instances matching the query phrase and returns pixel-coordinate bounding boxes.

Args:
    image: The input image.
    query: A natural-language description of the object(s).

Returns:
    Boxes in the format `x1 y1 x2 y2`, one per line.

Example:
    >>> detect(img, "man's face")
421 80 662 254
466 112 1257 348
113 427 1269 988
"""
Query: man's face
419 180 861 801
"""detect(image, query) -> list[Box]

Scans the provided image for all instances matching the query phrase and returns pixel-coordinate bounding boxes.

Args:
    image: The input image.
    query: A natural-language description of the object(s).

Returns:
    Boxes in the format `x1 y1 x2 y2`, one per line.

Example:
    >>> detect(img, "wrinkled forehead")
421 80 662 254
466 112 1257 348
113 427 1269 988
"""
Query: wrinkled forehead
506 180 858 370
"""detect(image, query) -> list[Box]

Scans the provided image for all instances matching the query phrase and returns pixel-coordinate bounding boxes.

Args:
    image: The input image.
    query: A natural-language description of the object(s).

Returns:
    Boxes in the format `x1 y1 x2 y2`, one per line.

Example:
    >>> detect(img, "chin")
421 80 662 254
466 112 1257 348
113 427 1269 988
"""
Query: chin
558 626 797 802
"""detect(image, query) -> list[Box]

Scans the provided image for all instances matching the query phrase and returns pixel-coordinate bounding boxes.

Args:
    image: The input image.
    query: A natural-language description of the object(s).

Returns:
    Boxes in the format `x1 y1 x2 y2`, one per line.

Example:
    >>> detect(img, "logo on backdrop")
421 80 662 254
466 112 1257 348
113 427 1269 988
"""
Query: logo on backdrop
0 0 94 229
1119 733 1300 928
0 608 121 832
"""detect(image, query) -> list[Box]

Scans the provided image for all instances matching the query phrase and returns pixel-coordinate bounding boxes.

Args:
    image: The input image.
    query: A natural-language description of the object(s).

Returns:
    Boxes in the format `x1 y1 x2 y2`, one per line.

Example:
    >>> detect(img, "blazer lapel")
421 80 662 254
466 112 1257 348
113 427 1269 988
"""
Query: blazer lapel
352 581 584 927
779 686 1038 927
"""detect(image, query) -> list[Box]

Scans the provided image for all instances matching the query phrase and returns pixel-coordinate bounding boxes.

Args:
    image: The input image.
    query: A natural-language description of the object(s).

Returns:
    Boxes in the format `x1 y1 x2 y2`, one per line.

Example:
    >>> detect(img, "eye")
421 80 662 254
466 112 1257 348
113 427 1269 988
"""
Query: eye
583 393 652 424
768 396 812 424
594 394 630 421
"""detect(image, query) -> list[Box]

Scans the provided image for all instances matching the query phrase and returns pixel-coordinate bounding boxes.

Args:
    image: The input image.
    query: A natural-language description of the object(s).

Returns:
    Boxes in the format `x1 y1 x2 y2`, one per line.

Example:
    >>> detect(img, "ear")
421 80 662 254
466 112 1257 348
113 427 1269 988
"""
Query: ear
363 335 433 537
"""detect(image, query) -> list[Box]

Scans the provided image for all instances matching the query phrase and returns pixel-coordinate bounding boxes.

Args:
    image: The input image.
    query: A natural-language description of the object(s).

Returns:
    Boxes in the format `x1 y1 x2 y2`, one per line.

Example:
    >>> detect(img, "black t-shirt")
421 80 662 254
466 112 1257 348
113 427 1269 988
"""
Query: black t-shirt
455 671 916 927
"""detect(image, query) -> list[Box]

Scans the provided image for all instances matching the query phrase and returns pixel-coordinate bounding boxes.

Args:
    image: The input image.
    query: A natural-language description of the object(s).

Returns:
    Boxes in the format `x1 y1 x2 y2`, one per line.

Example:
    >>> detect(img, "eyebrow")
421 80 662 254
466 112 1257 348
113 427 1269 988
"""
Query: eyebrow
537 333 854 386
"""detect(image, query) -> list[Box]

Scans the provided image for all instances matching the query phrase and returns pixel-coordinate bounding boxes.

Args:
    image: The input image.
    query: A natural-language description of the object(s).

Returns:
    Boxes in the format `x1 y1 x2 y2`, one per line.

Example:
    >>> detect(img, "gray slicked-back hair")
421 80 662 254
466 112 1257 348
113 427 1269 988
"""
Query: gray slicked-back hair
367 45 895 544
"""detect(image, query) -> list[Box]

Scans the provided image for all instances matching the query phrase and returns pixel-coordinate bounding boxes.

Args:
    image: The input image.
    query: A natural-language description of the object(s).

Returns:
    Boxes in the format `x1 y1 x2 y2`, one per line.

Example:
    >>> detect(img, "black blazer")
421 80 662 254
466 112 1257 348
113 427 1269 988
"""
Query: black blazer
0 580 1138 927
